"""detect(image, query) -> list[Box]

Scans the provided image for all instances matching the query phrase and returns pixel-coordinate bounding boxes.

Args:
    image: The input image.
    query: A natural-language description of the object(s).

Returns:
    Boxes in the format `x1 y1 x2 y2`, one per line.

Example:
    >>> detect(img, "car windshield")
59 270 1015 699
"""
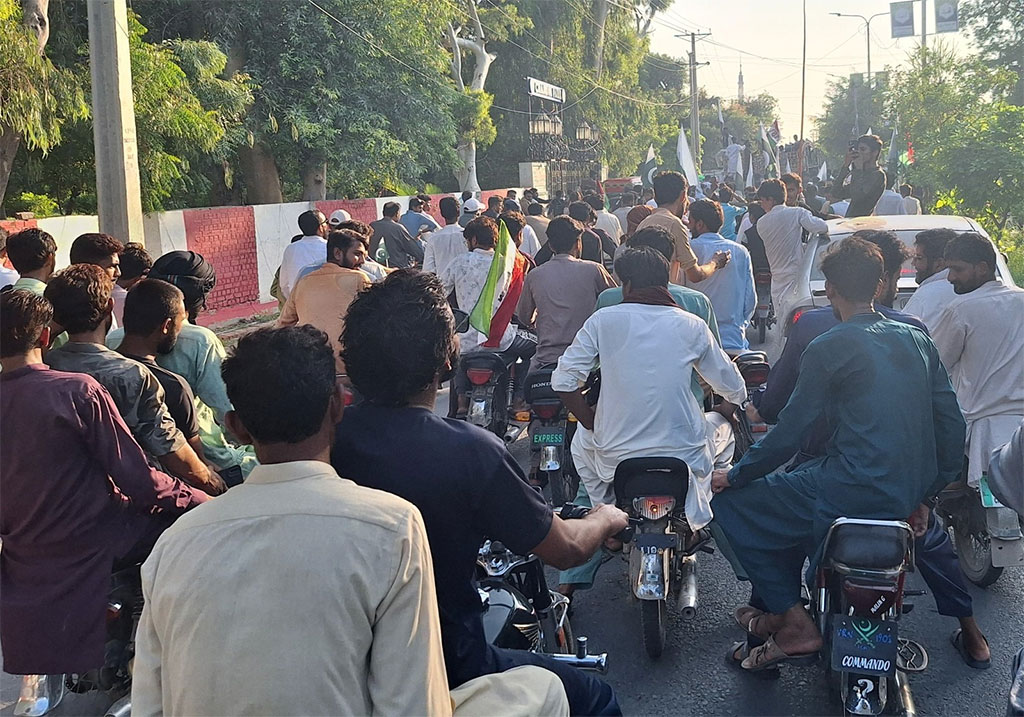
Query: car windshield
811 232 923 283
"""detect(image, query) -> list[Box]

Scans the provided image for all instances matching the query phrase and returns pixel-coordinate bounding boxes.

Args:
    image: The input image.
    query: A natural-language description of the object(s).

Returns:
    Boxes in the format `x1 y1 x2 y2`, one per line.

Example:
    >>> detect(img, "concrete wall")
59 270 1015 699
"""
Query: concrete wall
1 187 521 319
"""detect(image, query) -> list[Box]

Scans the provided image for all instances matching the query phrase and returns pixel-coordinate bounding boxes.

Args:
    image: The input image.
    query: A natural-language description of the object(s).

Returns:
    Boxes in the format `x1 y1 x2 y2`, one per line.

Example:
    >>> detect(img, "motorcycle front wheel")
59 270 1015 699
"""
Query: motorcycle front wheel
640 599 667 659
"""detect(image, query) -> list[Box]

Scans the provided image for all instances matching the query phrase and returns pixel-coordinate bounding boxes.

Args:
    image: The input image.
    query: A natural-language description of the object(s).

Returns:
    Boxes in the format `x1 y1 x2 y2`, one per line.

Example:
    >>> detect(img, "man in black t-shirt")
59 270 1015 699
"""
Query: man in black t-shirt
115 279 208 465
333 270 628 716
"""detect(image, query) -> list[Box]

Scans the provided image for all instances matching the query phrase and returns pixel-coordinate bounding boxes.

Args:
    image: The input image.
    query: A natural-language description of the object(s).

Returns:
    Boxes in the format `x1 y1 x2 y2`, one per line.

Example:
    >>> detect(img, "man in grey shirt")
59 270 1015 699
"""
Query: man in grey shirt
44 265 225 496
370 202 425 268
516 217 616 367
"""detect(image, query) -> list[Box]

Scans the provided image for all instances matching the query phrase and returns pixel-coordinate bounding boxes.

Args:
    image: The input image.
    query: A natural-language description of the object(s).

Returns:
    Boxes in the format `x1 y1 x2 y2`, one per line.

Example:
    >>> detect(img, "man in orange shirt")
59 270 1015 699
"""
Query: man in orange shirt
277 229 370 375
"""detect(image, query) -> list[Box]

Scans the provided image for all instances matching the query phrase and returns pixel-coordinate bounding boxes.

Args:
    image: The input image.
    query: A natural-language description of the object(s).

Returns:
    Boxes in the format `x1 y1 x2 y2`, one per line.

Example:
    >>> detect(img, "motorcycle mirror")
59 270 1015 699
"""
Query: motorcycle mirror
452 309 470 334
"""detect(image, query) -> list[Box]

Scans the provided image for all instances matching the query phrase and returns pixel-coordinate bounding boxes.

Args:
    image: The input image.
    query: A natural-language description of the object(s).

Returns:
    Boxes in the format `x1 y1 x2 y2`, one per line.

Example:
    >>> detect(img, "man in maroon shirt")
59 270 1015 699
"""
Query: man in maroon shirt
0 291 208 695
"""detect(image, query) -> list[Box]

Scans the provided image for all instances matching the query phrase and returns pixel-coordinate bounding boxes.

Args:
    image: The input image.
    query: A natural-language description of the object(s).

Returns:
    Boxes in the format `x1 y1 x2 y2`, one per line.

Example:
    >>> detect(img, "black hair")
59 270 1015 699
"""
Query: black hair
0 226 8 255
859 230 910 277
689 200 724 233
857 134 883 156
652 171 687 206
6 228 56 273
899 184 913 197
499 210 526 240
615 246 670 289
568 201 596 224
298 210 325 235
547 216 584 254
1 290 53 357
716 186 735 203
416 194 431 204
341 270 457 406
488 195 502 208
747 201 766 222
327 229 365 256
382 202 401 218
337 219 373 239
914 228 957 262
627 226 674 263
756 179 786 204
781 172 801 187
122 279 184 336
408 197 423 211
461 190 473 202
584 194 605 211
944 232 996 269
70 233 124 266
439 196 459 221
820 237 884 303
119 242 153 282
527 202 544 216
44 264 113 333
464 216 498 248
222 325 337 443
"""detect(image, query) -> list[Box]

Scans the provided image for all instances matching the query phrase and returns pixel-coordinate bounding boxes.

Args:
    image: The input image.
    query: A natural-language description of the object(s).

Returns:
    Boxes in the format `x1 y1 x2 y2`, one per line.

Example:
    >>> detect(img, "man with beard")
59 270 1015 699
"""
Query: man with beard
277 229 370 376
116 279 210 467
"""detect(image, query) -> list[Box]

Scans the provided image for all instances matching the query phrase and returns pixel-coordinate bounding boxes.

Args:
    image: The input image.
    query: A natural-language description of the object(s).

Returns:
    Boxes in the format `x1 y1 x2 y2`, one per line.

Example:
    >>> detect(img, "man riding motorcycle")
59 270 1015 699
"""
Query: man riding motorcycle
332 270 628 716
710 237 966 671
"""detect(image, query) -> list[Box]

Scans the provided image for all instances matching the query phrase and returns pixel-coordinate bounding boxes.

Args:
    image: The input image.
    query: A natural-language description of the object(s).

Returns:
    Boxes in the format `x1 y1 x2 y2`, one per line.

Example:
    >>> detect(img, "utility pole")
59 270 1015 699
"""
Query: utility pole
678 31 710 171
920 0 927 49
831 12 889 87
87 0 144 243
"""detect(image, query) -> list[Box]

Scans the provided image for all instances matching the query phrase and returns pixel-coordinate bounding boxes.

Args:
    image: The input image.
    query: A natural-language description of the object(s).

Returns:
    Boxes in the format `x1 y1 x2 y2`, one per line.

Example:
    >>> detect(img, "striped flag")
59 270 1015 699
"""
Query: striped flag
470 220 527 348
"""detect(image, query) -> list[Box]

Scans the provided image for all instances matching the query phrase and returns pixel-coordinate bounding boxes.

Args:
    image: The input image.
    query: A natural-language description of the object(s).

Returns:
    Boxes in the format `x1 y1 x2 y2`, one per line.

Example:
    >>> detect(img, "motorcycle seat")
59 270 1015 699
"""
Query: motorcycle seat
823 519 912 572
613 457 690 502
461 351 513 373
524 368 559 403
733 351 768 365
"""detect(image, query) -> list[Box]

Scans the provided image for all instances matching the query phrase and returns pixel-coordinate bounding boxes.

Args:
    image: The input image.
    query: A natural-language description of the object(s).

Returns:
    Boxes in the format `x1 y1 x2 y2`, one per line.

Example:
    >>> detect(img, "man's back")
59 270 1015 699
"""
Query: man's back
518 255 613 366
903 268 956 330
331 405 552 685
687 233 755 351
903 195 922 215
525 215 550 249
279 236 327 297
441 249 516 352
133 461 450 716
874 189 908 216
423 224 467 275
931 280 1024 422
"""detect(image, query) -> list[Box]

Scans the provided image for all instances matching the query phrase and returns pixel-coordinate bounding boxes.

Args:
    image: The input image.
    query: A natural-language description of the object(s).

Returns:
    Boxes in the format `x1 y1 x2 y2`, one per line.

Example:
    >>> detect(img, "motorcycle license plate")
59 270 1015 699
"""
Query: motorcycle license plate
831 616 898 676
533 427 565 445
633 533 675 550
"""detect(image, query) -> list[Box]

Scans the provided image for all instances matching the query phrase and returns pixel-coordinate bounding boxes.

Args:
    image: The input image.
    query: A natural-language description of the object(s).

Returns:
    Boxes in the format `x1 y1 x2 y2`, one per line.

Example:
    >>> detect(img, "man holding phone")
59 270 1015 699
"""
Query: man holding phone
829 134 886 218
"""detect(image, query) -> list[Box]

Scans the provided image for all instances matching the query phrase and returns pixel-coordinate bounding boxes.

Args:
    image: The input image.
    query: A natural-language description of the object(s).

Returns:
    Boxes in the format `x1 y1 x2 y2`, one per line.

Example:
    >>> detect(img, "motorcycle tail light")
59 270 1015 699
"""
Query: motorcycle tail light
741 365 770 386
466 368 493 385
790 308 805 325
532 403 560 420
107 601 123 623
633 496 676 520
841 577 901 618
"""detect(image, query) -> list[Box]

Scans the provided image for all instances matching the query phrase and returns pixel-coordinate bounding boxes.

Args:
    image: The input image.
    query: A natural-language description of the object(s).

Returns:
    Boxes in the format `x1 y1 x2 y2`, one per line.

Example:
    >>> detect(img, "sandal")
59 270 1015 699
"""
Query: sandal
733 605 765 632
951 628 991 670
726 640 781 678
741 636 818 672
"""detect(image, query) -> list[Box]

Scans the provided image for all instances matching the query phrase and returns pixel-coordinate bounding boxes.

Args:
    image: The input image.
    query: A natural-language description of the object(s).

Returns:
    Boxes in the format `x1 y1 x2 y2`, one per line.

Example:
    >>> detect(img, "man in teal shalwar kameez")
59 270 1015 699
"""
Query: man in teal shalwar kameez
711 237 966 671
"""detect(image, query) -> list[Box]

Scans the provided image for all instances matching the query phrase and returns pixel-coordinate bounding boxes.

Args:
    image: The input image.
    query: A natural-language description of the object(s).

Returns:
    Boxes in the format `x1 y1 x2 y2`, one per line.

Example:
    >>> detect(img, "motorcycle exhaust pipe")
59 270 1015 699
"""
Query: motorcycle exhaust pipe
894 669 916 717
678 555 698 620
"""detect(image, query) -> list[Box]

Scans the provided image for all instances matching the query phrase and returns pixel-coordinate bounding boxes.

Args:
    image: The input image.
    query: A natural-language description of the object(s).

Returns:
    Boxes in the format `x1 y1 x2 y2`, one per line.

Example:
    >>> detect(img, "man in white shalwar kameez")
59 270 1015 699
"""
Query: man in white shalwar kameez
552 247 747 531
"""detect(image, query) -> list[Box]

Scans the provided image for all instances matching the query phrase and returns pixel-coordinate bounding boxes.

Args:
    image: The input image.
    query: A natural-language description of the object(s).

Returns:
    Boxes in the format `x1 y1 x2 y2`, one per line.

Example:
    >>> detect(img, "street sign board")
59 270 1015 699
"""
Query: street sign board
527 77 566 103
935 0 959 32
890 1 915 38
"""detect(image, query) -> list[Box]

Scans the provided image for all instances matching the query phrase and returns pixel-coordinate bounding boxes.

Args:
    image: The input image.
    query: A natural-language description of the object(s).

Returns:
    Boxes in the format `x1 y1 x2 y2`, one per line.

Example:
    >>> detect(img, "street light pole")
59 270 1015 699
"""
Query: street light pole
831 11 889 86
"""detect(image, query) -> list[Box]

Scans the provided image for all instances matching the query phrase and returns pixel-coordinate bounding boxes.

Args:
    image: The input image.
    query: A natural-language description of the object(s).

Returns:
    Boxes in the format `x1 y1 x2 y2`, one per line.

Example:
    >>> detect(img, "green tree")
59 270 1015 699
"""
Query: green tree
813 73 887 174
960 0 1023 105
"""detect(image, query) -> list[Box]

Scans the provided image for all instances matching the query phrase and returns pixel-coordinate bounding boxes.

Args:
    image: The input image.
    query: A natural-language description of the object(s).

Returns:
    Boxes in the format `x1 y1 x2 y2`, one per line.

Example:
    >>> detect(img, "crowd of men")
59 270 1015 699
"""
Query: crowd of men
0 134 1021 714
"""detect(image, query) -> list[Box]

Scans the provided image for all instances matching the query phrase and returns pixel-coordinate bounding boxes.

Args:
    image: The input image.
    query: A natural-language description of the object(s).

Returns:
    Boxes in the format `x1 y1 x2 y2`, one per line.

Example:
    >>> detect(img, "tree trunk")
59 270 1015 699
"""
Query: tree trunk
456 140 480 193
237 141 283 205
590 0 609 76
301 159 327 201
0 129 21 214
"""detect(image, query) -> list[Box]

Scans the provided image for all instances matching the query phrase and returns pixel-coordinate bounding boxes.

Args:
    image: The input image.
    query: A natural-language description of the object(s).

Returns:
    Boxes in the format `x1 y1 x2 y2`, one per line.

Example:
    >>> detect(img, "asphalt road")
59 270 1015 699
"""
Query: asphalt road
3 324 1021 715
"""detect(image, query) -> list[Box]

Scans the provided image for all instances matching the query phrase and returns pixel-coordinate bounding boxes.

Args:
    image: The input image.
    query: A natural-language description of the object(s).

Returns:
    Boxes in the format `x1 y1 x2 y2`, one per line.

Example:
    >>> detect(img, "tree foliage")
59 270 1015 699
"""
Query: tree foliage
960 0 1023 105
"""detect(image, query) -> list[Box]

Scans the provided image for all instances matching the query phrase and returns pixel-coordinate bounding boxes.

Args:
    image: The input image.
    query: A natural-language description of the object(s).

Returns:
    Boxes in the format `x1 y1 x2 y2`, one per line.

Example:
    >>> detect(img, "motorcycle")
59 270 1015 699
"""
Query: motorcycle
937 476 1024 587
14 566 142 717
813 518 926 717
729 351 771 462
524 368 579 507
476 530 607 672
750 269 776 345
612 458 713 658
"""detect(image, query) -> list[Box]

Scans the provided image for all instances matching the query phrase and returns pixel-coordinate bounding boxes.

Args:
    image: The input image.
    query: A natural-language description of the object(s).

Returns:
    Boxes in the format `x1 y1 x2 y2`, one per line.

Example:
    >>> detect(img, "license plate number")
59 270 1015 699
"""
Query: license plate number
533 428 565 445
831 616 897 676
634 533 676 550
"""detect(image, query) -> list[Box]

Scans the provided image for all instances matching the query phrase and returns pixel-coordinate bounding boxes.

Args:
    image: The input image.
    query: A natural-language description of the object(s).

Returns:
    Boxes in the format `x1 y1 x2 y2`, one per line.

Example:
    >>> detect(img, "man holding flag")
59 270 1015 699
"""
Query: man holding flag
442 217 535 413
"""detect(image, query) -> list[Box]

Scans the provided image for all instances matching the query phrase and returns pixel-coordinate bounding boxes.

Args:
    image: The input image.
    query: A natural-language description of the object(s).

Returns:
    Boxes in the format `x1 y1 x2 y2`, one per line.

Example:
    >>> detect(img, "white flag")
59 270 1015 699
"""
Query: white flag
677 126 699 187
717 101 724 125
817 158 828 183
887 124 900 166
759 122 779 176
865 126 873 136
745 154 754 188
784 156 792 174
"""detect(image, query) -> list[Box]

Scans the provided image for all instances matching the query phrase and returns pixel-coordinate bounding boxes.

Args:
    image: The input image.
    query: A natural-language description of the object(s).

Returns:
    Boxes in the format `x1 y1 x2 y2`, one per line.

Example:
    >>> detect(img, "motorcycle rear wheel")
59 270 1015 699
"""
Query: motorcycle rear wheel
953 524 1003 587
641 599 667 659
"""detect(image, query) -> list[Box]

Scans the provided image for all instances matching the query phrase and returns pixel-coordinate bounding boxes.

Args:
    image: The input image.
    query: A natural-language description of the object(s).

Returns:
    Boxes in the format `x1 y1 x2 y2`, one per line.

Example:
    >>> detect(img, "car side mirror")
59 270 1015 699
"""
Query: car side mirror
452 309 470 334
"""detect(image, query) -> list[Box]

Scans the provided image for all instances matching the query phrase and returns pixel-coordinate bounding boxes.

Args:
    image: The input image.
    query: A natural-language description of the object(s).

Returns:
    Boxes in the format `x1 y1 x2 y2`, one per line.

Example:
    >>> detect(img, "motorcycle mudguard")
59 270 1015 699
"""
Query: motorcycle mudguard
629 537 670 600
987 506 1024 567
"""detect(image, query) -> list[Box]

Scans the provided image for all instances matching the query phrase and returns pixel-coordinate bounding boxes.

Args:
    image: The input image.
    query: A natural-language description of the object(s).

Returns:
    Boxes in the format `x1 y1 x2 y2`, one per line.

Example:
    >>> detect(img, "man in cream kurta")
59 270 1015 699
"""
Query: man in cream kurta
551 301 746 530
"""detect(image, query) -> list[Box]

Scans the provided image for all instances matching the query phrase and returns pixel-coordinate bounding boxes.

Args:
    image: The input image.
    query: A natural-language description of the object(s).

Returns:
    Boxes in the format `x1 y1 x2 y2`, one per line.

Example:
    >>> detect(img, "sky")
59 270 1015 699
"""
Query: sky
646 0 973 138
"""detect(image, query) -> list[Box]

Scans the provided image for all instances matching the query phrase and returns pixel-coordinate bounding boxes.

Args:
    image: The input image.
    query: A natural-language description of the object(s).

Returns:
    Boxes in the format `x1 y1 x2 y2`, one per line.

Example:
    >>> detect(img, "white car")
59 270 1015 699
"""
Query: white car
779 214 1018 332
